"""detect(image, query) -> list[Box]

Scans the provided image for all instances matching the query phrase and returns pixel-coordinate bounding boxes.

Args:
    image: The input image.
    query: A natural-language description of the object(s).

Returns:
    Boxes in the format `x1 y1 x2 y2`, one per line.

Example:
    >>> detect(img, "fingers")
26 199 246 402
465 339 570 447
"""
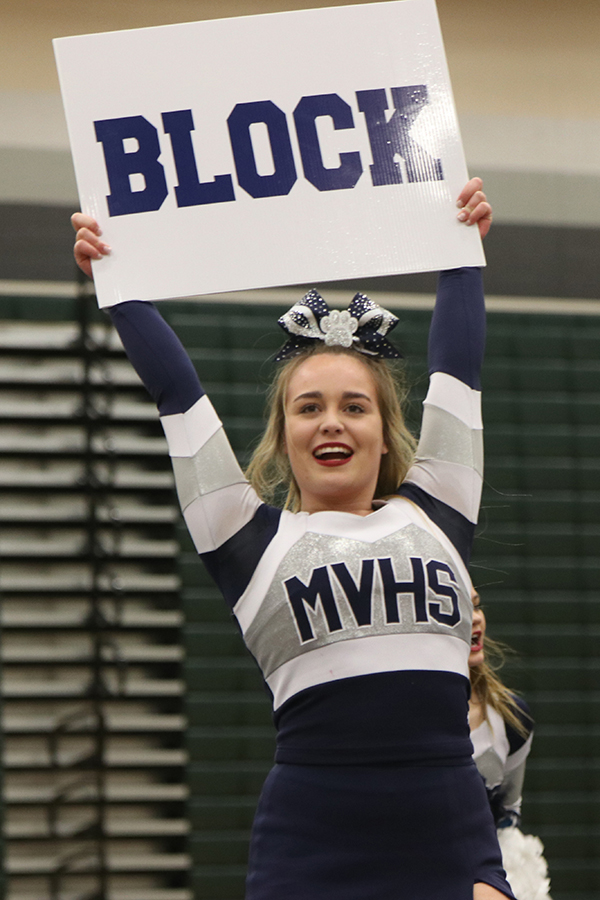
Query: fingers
74 226 110 253
74 239 101 279
457 195 493 238
71 212 100 234
456 177 483 210
71 212 111 279
472 202 493 239
456 177 493 239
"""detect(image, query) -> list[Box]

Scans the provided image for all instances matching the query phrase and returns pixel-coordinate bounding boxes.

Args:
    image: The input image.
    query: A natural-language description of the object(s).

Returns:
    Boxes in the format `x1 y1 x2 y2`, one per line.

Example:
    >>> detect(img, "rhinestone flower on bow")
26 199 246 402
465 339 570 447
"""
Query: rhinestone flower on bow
274 289 401 362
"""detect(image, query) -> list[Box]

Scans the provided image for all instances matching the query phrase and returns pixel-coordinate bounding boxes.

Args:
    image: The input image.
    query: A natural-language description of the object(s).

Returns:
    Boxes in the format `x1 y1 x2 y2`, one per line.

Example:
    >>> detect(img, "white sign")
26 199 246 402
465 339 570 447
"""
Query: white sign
54 0 484 308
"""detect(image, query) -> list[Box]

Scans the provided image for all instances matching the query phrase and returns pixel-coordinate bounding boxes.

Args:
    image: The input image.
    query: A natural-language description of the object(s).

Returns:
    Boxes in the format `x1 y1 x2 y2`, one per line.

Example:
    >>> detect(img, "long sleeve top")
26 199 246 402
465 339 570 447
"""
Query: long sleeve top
472 697 534 828
108 266 485 766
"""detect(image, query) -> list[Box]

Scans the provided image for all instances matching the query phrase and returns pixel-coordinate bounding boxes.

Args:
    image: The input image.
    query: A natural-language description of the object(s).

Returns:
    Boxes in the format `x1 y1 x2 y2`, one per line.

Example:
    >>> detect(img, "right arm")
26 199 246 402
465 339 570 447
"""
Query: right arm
72 215 281 607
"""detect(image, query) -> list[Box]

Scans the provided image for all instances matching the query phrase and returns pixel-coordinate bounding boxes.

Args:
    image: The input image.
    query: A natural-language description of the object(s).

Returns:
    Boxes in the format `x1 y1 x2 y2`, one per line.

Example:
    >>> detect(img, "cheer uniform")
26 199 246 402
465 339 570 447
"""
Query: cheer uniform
108 267 515 899
473 699 552 900
472 695 534 828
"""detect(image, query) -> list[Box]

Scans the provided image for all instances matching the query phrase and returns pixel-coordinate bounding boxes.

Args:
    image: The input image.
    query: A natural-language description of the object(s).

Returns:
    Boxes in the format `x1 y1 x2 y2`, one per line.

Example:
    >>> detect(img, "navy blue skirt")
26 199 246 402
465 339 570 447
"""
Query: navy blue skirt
246 760 515 900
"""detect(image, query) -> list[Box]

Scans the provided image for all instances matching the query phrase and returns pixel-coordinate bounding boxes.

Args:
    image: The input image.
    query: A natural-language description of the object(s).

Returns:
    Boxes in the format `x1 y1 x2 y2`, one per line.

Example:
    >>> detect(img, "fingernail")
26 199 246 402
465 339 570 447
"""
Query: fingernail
457 211 468 222
456 200 464 209
102 244 112 253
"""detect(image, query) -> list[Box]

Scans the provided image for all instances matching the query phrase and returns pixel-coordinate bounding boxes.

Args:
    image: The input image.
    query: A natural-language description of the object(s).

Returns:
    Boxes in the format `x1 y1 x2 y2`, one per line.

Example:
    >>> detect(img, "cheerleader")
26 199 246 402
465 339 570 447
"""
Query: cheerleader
470 590 552 900
72 179 514 899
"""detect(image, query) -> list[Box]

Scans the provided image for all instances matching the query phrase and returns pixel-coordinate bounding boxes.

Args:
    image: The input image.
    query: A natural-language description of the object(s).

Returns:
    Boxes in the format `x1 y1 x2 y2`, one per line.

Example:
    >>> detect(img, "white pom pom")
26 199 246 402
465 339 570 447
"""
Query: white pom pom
497 827 552 900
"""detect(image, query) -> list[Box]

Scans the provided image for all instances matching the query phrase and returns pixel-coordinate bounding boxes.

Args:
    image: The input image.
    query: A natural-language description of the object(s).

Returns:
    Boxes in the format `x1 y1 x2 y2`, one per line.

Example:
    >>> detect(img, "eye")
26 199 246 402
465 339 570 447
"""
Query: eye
345 402 366 414
299 402 320 414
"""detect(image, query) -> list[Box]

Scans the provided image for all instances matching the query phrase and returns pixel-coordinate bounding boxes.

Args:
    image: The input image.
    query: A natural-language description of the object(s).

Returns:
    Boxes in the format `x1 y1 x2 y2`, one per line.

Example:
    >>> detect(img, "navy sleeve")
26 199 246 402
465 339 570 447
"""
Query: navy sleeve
398 267 486 563
428 267 485 389
108 301 203 416
506 695 535 755
397 483 475 565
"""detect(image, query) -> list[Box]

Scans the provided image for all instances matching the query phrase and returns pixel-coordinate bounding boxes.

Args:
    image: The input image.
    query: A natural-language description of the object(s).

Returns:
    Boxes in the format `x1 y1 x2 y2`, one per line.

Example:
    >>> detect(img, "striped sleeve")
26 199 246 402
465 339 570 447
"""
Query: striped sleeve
107 301 279 603
398 268 485 560
498 697 534 827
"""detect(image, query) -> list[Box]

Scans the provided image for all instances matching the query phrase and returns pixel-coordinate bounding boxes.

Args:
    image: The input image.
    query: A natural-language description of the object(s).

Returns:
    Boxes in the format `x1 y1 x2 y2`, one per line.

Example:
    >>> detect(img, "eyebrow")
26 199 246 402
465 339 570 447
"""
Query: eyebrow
291 390 373 403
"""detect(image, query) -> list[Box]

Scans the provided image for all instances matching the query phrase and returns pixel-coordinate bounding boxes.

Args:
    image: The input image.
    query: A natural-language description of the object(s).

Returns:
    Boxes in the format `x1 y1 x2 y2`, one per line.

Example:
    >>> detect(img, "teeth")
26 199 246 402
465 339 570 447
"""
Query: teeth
314 445 351 458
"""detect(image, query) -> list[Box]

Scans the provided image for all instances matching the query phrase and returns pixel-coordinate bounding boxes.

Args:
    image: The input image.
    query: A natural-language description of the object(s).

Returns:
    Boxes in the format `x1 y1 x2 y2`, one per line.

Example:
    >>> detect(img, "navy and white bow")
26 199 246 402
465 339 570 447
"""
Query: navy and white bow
274 289 402 362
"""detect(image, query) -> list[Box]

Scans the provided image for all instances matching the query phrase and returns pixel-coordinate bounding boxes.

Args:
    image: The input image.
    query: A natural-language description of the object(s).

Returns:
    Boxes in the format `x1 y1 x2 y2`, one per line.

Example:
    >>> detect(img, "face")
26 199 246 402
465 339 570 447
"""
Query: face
469 589 486 668
283 353 388 515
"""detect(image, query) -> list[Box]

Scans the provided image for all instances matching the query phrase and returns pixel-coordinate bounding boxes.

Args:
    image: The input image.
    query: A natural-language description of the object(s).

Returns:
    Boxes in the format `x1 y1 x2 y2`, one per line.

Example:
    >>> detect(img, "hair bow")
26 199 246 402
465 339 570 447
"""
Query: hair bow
274 289 402 362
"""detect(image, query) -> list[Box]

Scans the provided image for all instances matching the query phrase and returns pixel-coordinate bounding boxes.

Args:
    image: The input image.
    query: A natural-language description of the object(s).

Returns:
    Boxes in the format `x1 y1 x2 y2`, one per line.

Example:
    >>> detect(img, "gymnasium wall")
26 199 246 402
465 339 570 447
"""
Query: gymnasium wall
0 0 599 294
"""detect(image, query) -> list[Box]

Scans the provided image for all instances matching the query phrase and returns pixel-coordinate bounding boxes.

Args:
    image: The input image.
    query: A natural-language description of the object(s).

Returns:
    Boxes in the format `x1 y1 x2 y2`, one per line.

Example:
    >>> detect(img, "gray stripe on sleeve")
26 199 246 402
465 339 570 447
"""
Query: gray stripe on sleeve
171 427 246 511
417 405 483 476
500 757 527 812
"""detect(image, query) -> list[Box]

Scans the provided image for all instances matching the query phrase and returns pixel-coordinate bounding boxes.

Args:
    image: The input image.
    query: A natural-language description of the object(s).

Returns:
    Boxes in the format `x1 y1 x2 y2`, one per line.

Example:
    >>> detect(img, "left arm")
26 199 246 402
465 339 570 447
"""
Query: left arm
495 697 535 828
398 179 491 564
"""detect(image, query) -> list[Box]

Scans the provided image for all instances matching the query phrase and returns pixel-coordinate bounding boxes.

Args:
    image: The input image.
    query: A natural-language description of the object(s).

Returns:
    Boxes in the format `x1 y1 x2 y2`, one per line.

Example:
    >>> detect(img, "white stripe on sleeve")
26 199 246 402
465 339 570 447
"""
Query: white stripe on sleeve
425 372 483 430
160 395 222 458
404 459 483 523
183 482 264 554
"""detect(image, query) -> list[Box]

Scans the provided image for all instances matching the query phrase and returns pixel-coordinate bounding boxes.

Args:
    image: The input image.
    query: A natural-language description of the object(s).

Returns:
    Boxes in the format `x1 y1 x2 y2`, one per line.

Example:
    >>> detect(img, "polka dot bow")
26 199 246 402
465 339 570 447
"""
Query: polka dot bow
274 289 402 362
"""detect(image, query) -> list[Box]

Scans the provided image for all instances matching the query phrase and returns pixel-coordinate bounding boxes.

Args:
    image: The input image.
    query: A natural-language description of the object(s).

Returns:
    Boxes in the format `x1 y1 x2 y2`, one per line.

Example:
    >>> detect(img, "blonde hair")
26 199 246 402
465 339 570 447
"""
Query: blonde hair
470 636 530 739
245 344 417 511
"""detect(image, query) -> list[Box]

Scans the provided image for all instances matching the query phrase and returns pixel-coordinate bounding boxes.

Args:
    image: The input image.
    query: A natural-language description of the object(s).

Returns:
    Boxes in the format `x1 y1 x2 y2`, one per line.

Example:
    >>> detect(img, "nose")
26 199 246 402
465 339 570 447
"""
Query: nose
320 409 344 434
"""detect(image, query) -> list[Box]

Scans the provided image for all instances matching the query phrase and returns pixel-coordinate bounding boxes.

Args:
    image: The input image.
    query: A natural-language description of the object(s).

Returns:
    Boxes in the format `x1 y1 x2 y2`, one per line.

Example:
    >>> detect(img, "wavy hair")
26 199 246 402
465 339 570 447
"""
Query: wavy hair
245 343 417 511
470 636 530 738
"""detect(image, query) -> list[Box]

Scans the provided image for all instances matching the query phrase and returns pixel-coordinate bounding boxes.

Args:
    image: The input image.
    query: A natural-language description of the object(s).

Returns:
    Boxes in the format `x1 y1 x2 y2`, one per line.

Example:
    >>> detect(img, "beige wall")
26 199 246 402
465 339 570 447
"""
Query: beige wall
1 0 598 221
1 0 597 116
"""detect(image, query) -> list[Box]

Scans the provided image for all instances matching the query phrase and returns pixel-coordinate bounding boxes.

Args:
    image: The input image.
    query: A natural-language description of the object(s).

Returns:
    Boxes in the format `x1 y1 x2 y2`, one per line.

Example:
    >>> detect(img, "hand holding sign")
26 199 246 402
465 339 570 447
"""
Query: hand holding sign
71 178 491 288
72 214 111 280
456 178 492 238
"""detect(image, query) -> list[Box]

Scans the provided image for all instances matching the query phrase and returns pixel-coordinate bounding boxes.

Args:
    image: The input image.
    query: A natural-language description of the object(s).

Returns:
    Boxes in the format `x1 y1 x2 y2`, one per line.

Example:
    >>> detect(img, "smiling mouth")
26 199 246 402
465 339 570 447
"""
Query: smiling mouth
313 444 353 462
471 632 482 649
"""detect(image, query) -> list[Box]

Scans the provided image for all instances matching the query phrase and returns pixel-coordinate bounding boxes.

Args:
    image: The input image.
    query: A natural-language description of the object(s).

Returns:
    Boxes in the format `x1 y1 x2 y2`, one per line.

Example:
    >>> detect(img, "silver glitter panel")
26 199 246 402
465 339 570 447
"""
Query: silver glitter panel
418 404 483 475
473 746 505 790
243 523 472 679
171 427 246 511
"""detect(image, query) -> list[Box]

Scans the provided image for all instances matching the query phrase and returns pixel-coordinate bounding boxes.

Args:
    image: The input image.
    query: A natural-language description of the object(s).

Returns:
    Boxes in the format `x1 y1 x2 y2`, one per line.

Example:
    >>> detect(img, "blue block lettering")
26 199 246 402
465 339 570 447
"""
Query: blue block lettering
426 561 460 627
284 567 343 642
162 109 235 207
94 116 168 216
331 559 374 626
356 86 443 186
227 100 297 198
379 556 427 624
293 93 363 192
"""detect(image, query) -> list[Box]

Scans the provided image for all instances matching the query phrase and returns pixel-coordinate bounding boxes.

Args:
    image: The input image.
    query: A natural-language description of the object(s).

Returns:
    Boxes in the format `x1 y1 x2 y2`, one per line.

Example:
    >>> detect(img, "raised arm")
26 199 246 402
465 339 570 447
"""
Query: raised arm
398 179 490 563
108 300 203 415
71 214 279 605
72 213 202 414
